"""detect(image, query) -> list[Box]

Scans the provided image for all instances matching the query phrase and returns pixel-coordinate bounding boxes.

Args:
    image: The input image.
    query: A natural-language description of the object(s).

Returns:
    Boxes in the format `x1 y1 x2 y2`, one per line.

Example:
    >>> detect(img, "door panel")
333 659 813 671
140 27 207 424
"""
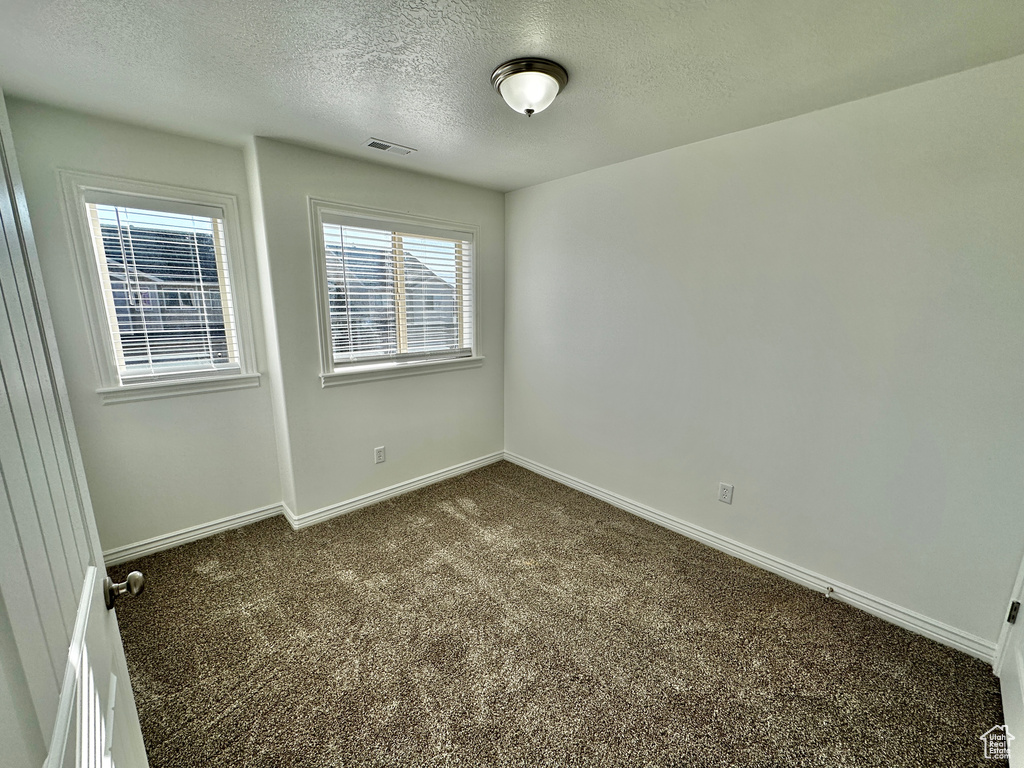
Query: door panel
0 88 148 767
0 139 68 740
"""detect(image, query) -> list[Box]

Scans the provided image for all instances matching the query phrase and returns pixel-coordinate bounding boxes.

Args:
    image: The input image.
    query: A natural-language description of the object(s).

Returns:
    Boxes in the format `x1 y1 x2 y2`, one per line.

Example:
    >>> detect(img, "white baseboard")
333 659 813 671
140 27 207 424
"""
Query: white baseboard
503 451 997 665
102 503 285 565
284 452 505 530
100 450 998 666
101 454 504 563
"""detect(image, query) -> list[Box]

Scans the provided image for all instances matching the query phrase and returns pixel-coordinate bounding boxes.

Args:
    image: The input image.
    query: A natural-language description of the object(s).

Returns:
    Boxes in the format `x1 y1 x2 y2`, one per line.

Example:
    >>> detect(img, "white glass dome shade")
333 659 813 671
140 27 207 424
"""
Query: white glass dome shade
491 58 569 116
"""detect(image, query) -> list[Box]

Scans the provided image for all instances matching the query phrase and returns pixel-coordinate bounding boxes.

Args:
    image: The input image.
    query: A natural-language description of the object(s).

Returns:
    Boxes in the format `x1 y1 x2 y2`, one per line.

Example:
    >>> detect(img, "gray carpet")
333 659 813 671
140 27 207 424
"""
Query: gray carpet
110 461 1006 767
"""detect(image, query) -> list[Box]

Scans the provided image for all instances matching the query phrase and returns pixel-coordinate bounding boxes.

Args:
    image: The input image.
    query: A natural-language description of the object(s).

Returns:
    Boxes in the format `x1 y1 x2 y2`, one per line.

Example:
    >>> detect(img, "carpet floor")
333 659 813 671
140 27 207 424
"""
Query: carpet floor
110 461 1006 767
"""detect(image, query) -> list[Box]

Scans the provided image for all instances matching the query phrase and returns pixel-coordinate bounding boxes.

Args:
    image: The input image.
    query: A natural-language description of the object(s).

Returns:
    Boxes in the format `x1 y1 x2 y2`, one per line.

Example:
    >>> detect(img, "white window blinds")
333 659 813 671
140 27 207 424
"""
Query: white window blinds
83 198 241 382
320 218 473 367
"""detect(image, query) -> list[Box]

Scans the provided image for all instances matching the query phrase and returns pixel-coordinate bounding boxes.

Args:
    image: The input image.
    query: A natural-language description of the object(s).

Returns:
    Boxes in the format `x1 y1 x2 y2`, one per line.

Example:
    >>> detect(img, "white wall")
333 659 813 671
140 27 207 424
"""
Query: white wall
247 138 504 515
7 53 1019 653
7 99 282 550
5 100 503 548
505 55 1024 644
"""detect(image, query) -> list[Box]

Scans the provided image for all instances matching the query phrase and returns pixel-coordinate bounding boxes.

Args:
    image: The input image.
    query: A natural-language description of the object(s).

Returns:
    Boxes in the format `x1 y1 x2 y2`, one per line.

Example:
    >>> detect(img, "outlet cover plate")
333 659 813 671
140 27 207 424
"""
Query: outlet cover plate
719 483 734 504
374 446 386 464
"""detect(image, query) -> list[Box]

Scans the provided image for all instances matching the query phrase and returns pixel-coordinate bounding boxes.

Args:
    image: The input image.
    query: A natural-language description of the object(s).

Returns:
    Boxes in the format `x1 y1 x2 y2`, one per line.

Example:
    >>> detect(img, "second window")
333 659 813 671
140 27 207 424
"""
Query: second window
316 207 475 372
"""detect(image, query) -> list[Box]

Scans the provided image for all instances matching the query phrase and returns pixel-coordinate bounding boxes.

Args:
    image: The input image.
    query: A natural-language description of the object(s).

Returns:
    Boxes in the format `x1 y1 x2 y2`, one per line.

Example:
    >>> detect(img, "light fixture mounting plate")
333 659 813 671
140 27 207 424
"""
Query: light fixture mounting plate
490 57 569 94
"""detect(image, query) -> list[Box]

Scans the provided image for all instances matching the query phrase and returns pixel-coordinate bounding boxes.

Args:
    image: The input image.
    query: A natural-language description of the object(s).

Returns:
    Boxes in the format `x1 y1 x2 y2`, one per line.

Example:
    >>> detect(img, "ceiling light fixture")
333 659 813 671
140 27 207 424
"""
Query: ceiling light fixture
491 58 568 117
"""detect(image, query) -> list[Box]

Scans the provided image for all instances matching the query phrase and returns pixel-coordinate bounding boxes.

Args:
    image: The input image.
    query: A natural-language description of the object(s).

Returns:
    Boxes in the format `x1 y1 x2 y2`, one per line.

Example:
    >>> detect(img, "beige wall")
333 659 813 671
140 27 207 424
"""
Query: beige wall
505 55 1024 644
7 99 282 550
247 138 505 515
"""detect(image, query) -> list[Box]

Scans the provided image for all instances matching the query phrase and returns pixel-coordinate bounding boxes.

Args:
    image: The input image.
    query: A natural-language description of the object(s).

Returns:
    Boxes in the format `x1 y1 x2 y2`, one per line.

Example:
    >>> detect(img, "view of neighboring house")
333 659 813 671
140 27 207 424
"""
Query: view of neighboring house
99 223 230 370
403 254 460 351
101 221 460 371
326 244 459 361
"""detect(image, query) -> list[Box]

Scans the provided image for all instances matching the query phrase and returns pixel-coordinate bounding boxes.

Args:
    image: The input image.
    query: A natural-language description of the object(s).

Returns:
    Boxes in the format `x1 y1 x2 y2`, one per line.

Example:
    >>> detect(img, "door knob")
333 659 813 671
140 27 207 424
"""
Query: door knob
103 571 145 610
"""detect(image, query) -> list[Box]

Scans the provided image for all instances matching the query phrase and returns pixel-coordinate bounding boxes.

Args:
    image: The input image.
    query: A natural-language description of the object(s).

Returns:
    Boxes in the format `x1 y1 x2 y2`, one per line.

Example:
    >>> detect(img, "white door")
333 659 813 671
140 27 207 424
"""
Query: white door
0 89 149 768
997 553 1024 768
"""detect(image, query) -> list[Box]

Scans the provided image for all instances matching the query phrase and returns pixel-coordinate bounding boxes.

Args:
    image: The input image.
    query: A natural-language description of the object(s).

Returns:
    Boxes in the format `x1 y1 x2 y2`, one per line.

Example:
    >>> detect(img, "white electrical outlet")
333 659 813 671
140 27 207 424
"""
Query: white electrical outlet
374 446 386 464
719 483 734 504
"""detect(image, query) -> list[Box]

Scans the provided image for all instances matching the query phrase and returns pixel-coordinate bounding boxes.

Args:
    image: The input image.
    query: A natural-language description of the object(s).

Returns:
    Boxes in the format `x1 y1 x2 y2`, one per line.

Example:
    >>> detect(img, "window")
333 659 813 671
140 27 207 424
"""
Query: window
61 173 259 403
312 201 480 385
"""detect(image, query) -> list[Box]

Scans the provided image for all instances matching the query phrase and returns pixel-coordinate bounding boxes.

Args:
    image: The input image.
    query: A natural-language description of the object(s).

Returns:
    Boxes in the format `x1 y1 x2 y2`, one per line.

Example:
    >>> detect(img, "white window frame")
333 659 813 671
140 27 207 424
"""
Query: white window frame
59 171 260 404
309 199 483 387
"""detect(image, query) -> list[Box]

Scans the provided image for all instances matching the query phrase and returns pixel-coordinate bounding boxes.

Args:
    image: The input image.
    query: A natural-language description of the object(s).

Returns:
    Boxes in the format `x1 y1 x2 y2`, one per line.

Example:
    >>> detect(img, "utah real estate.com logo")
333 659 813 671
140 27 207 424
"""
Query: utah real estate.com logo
980 725 1014 760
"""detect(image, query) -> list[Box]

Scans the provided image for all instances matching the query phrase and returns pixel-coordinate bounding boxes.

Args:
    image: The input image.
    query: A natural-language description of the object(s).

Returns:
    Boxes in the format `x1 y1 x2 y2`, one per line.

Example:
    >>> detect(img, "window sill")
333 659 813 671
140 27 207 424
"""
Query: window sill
97 372 261 404
320 356 484 388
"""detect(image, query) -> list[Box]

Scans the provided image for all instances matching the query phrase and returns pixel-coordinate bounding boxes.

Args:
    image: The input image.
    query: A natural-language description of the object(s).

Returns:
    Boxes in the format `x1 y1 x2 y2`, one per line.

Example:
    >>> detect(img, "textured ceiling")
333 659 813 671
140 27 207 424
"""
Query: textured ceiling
1 0 1023 191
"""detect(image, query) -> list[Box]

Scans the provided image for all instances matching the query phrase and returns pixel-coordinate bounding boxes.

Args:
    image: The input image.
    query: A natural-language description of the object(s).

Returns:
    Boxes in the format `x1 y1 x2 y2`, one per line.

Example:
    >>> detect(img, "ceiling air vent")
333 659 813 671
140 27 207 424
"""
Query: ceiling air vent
363 138 417 156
